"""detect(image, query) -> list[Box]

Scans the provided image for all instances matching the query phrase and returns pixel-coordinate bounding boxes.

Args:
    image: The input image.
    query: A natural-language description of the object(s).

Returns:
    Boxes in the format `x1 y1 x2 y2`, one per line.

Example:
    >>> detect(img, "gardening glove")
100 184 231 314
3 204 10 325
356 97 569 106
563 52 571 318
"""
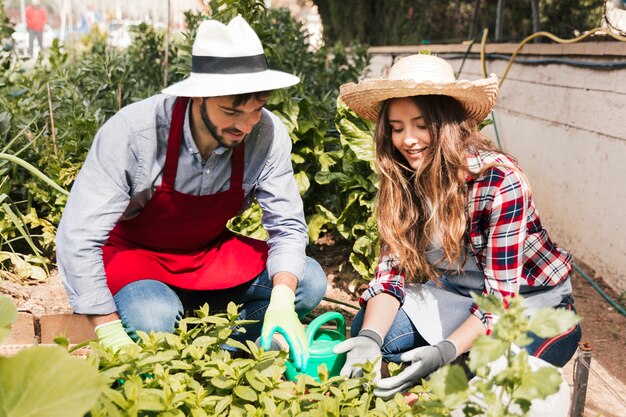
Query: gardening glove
333 328 384 381
95 319 135 351
373 339 457 399
260 285 308 371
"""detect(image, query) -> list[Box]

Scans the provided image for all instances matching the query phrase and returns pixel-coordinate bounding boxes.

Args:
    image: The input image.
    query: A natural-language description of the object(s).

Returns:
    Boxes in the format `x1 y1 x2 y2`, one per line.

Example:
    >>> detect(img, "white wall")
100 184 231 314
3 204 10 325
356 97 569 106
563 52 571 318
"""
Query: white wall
367 43 626 293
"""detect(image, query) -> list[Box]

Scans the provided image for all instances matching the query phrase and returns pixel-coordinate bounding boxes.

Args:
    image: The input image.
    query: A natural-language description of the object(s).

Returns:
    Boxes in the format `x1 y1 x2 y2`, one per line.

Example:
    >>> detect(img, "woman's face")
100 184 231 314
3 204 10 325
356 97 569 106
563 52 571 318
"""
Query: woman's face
387 97 432 170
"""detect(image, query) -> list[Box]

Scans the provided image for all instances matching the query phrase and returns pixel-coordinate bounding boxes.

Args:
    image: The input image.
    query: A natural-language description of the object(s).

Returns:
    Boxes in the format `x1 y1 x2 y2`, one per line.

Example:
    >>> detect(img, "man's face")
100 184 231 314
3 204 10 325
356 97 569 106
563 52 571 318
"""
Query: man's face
197 95 266 149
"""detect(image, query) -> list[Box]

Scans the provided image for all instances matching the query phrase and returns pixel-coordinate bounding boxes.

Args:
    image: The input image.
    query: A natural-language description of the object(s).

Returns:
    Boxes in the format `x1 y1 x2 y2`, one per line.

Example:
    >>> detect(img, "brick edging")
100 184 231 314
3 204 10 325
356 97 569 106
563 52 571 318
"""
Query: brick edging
1 312 96 349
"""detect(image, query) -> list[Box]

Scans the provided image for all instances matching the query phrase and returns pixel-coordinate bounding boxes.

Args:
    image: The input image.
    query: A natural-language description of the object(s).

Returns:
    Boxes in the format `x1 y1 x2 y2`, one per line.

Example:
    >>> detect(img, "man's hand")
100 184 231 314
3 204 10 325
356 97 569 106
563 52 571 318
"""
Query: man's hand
333 329 384 380
373 340 457 399
94 319 135 351
260 285 308 370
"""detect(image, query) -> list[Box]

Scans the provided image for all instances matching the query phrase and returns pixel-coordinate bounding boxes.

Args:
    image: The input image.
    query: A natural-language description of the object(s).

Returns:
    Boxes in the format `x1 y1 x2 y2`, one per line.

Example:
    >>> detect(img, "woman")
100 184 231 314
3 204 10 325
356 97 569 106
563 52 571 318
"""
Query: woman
333 54 581 398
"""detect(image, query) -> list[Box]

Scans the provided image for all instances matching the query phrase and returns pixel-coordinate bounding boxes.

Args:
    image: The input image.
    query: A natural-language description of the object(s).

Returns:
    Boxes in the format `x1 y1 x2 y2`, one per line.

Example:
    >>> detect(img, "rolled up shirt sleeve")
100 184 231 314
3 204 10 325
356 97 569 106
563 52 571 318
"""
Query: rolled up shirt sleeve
360 247 406 306
255 112 308 281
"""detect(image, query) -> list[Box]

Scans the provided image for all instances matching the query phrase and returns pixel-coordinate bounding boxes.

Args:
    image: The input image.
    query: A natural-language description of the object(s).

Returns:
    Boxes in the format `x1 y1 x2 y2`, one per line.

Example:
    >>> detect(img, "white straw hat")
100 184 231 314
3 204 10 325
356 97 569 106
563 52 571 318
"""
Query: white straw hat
162 16 300 97
339 54 499 123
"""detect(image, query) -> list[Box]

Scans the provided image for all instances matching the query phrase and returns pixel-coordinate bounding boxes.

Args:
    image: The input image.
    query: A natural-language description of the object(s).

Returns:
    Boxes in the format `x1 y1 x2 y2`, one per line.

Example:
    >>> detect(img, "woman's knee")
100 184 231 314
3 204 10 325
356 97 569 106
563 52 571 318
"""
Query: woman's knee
294 256 327 314
527 296 582 367
529 322 582 367
114 279 183 336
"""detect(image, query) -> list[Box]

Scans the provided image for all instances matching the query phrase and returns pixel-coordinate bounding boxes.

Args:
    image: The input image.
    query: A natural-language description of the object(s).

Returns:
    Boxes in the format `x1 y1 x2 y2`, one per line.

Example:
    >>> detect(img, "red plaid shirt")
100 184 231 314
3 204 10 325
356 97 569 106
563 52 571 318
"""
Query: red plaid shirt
361 150 572 334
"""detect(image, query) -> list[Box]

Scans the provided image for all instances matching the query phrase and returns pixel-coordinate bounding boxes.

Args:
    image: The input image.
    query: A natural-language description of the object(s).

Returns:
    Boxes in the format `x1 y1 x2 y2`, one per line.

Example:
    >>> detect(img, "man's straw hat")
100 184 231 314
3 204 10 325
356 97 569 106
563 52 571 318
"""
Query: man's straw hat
340 54 499 123
162 16 299 97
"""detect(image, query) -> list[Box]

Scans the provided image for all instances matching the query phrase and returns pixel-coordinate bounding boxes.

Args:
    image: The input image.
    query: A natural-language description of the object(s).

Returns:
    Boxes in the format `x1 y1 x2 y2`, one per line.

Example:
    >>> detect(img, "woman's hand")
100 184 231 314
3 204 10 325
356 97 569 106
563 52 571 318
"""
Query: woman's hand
333 330 384 380
373 339 456 399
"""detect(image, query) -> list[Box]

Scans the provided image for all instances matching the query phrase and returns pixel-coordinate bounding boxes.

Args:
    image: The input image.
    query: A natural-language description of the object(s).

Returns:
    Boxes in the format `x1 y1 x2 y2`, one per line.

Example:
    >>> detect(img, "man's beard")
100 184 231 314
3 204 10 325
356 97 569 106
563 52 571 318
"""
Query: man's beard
200 98 244 149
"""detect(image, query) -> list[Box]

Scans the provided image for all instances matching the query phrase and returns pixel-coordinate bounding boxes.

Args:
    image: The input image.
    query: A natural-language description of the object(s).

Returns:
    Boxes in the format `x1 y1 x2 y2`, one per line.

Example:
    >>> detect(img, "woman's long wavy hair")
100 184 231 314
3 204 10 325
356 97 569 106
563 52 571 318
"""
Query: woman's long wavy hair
375 95 502 284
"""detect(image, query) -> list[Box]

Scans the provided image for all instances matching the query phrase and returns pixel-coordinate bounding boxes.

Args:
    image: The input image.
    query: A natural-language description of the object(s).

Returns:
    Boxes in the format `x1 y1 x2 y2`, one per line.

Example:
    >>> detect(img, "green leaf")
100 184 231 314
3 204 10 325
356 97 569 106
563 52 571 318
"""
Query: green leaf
211 376 236 390
469 336 508 370
102 387 129 409
227 301 239 317
245 371 267 392
291 153 305 164
349 252 371 277
0 346 103 417
0 295 18 343
471 293 506 317
271 387 294 401
527 307 579 338
234 385 258 402
428 365 470 409
294 171 311 195
307 213 332 242
136 388 166 411
515 366 563 400
214 396 231 415
317 153 338 172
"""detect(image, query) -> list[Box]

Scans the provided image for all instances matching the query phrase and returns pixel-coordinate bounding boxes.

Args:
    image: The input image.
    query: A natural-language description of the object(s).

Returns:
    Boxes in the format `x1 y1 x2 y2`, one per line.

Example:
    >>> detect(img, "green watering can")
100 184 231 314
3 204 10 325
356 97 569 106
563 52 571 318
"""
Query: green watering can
284 311 347 381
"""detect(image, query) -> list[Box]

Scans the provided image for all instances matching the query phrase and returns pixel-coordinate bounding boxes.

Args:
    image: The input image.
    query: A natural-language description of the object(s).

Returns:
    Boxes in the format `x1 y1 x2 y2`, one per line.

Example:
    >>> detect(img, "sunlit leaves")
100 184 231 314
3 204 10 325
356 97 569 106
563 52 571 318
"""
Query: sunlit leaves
0 345 103 417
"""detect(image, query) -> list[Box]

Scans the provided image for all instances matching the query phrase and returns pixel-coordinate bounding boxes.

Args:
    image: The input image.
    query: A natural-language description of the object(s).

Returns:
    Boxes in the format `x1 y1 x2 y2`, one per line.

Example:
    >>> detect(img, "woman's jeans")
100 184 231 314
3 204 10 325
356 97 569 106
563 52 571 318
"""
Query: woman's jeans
351 295 582 367
113 256 327 346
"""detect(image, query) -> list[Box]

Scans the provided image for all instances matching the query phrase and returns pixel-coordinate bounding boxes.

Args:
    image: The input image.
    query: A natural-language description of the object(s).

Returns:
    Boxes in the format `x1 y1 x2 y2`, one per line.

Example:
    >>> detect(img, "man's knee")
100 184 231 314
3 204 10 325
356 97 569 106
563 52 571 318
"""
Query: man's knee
114 280 183 335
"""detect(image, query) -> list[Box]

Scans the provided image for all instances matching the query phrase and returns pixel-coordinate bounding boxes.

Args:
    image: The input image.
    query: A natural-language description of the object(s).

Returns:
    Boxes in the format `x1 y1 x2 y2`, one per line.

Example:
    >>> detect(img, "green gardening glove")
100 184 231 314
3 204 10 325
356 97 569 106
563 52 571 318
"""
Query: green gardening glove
95 319 135 351
260 285 308 371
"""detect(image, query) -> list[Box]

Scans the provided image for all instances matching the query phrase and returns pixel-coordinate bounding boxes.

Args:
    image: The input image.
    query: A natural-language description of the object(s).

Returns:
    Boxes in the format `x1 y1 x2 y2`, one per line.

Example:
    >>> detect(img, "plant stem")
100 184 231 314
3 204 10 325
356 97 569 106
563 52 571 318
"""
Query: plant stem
46 83 59 158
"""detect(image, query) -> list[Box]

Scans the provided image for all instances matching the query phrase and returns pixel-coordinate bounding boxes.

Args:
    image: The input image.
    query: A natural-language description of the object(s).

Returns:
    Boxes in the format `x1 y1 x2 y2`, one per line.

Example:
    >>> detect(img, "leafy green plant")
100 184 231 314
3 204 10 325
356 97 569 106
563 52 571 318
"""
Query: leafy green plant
79 302 418 417
0 291 578 416
420 295 579 417
0 295 103 417
0 151 68 281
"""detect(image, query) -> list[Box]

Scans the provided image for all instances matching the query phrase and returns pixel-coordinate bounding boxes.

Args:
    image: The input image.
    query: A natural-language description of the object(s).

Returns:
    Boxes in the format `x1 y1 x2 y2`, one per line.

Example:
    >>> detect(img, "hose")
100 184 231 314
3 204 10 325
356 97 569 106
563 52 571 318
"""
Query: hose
573 263 626 316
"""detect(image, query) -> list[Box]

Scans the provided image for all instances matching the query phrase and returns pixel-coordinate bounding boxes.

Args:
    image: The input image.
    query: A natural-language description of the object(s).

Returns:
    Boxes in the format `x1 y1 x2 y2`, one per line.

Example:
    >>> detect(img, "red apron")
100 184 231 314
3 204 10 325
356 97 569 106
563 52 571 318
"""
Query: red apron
102 97 268 295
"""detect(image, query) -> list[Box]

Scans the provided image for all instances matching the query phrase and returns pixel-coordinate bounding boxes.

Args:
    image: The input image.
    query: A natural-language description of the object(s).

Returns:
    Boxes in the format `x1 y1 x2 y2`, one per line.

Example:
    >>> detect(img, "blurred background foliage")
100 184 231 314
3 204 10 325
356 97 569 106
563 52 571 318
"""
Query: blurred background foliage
0 0 374 284
312 0 604 45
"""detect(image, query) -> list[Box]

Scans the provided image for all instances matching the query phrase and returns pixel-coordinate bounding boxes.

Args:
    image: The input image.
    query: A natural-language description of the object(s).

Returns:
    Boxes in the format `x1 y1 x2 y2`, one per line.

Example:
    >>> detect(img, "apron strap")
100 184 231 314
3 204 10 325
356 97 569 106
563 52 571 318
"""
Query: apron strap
230 143 244 190
162 97 190 190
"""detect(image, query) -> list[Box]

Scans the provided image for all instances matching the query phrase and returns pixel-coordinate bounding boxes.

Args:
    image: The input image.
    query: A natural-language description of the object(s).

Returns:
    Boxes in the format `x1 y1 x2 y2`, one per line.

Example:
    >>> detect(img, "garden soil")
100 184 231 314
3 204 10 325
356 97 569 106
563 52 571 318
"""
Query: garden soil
1 238 624 387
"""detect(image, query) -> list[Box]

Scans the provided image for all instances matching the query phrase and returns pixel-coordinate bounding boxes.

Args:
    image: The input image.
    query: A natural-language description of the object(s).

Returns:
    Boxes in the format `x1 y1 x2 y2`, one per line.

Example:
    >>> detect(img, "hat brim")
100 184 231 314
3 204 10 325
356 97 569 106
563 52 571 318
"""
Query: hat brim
339 75 499 123
162 70 300 97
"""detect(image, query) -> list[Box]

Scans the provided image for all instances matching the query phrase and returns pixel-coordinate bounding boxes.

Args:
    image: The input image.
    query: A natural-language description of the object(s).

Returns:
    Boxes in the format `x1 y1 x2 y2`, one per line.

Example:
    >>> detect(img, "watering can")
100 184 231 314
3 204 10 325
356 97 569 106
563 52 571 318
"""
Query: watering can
284 311 347 381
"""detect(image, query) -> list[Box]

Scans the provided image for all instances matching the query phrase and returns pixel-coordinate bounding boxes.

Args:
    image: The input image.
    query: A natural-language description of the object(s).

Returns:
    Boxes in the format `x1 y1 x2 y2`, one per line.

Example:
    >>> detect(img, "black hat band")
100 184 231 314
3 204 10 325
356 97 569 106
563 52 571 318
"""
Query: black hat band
191 54 269 74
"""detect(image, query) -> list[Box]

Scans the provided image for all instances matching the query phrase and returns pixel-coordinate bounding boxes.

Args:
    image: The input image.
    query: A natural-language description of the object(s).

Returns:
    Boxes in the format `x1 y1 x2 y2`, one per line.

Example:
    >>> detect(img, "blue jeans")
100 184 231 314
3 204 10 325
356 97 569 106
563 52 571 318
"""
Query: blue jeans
113 256 327 345
351 295 581 367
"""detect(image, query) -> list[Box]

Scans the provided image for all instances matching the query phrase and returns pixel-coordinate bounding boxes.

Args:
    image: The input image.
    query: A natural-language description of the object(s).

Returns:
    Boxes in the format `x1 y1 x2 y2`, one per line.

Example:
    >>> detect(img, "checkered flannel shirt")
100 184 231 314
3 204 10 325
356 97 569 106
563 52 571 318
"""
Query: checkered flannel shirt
360 151 572 334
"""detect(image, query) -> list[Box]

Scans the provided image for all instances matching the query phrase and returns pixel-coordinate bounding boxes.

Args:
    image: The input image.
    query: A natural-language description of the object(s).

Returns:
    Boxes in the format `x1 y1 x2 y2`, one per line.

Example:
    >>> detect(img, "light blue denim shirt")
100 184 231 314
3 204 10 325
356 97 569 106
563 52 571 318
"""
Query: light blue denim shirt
56 94 308 315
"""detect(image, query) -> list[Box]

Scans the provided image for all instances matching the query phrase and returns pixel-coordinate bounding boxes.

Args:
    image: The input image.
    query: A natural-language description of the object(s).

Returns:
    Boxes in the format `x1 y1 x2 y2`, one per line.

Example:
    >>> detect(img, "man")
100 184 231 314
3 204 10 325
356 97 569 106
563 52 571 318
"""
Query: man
56 16 327 371
25 0 47 56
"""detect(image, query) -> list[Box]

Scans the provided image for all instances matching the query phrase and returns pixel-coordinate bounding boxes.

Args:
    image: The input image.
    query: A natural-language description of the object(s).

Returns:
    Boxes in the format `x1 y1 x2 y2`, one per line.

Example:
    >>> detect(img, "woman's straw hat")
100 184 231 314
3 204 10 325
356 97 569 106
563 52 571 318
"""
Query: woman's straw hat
339 54 499 123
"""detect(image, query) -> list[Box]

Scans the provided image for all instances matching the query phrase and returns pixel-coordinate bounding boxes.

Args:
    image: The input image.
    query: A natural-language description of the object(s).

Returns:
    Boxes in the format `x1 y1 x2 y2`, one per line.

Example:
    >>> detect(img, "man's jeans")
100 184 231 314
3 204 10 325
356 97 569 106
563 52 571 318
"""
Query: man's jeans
114 256 327 345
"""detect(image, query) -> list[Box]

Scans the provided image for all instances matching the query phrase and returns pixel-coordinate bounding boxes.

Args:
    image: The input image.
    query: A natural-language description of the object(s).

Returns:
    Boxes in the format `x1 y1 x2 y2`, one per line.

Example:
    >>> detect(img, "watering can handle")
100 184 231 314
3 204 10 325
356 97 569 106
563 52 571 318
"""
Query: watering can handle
305 311 346 345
